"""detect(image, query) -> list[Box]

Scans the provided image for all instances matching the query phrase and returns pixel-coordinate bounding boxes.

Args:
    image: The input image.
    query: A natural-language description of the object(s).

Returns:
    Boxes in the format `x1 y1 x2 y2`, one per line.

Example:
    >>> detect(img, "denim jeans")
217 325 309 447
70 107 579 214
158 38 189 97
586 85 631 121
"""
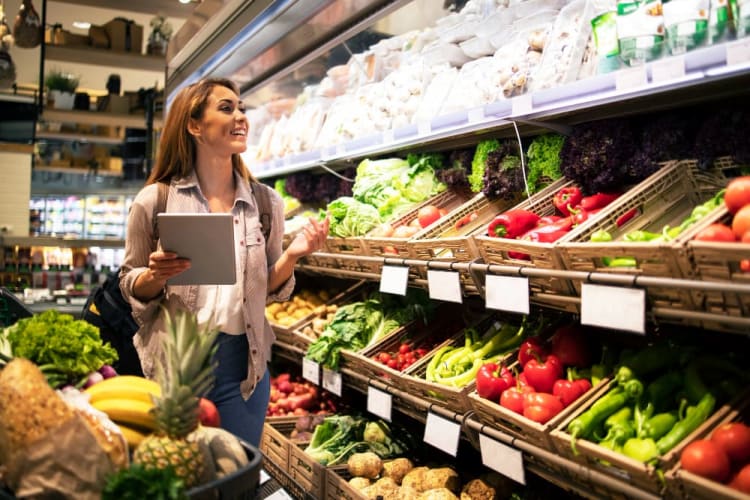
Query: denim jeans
206 333 269 447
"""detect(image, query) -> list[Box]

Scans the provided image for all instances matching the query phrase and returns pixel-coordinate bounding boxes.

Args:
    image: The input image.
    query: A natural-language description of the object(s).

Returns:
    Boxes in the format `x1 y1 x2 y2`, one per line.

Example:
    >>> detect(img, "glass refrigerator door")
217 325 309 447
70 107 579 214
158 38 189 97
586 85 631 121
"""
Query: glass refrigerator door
41 195 85 237
85 195 128 239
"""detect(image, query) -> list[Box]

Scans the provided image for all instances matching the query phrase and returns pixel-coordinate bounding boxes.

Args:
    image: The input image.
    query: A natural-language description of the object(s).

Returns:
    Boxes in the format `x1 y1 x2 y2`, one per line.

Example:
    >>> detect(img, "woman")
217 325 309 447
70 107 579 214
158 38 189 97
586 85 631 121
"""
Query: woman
119 77 329 446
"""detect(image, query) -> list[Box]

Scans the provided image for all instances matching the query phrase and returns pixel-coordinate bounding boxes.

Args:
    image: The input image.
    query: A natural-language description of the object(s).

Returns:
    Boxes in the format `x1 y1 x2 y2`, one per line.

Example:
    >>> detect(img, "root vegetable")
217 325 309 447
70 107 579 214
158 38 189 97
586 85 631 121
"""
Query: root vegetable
382 457 414 485
348 476 372 490
418 487 460 500
402 466 429 492
347 451 383 479
460 478 496 500
424 467 460 493
361 476 399 499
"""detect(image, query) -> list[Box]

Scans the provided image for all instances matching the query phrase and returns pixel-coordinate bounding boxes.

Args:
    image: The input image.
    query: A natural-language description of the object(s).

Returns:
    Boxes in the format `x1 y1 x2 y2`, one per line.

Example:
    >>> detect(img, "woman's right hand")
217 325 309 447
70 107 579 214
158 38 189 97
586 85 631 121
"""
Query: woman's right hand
135 251 191 300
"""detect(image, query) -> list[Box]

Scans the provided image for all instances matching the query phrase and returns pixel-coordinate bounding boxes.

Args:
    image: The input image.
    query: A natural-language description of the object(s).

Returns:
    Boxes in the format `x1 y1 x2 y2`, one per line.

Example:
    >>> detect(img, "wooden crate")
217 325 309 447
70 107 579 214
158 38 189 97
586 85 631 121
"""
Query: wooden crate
408 192 520 294
687 206 750 333
289 442 331 500
468 377 611 452
549 380 735 496
325 466 365 500
260 417 297 481
363 188 473 260
558 159 733 313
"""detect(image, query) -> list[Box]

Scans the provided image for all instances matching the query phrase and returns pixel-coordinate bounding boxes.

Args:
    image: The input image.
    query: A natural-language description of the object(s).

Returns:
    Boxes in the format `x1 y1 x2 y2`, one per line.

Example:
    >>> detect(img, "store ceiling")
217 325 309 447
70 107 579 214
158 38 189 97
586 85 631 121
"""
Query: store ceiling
52 0 198 19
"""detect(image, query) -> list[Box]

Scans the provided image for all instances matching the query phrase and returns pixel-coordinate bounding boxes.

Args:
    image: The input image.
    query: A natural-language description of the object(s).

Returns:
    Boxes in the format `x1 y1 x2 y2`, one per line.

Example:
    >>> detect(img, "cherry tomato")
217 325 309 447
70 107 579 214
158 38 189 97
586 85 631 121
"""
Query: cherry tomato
417 205 442 228
399 343 411 354
732 205 750 239
694 223 737 242
680 439 731 483
378 352 391 364
729 464 750 493
387 359 399 370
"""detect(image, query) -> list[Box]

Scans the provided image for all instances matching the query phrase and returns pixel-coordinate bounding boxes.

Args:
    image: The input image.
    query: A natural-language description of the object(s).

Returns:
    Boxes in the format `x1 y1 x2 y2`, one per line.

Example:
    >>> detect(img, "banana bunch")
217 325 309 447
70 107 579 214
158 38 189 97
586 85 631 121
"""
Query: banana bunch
84 375 161 449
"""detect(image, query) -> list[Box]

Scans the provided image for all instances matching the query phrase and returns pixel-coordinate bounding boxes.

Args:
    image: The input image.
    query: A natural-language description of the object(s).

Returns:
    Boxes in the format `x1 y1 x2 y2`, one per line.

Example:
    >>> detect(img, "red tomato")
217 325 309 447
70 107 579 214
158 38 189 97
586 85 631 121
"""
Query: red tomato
439 208 449 217
710 422 750 465
743 232 750 243
693 223 737 242
500 387 526 414
725 176 750 214
732 205 750 239
729 463 750 494
417 205 442 228
680 439 731 483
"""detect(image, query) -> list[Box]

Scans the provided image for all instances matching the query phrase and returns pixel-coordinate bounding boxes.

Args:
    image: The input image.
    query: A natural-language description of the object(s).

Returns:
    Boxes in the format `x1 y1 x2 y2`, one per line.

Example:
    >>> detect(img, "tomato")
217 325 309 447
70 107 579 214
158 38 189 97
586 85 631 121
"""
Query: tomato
680 439 731 483
732 205 750 239
729 463 750 493
398 343 411 354
694 223 737 242
370 223 394 237
409 217 423 228
417 205 442 228
724 176 750 214
499 387 526 414
710 422 750 465
439 208 449 217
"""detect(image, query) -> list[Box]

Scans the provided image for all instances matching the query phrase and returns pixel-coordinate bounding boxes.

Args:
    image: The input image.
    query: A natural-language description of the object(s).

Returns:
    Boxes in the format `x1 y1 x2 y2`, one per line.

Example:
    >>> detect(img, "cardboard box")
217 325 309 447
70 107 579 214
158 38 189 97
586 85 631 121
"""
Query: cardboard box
47 27 89 47
89 25 109 48
103 18 143 53
104 95 130 114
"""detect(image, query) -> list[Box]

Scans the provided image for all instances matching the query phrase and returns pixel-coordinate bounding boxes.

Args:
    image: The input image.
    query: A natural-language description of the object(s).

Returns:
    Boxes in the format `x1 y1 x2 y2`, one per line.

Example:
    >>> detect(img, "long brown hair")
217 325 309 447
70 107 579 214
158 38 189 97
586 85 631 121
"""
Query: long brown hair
146 77 255 185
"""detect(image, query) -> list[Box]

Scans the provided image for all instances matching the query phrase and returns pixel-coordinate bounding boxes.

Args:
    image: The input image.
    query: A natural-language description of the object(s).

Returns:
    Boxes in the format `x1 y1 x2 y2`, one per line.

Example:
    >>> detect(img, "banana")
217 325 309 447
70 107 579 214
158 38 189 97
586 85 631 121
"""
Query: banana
92 398 157 431
117 423 150 450
85 375 161 405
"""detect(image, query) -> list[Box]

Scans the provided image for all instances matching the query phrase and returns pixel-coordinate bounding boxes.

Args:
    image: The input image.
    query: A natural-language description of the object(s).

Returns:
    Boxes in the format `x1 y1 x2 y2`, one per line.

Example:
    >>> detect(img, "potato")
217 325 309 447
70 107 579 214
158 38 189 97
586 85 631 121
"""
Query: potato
401 466 429 492
349 476 372 490
382 457 414 485
424 467 460 493
347 451 383 479
418 487 459 500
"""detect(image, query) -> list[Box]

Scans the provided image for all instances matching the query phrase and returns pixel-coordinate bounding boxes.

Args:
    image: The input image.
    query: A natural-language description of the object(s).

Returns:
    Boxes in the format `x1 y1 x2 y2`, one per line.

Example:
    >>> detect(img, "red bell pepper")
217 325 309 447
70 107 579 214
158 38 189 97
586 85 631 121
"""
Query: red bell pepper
520 217 573 244
455 211 479 230
550 324 592 368
571 207 602 226
523 354 563 393
487 209 540 238
553 186 583 216
616 207 640 227
553 377 593 407
580 192 621 211
518 336 548 368
537 215 563 226
476 362 515 402
522 391 565 423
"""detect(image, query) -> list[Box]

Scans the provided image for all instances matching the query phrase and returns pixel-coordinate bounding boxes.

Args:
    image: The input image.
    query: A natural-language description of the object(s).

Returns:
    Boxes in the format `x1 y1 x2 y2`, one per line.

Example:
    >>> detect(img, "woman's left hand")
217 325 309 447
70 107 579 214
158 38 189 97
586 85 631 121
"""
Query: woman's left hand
286 215 330 259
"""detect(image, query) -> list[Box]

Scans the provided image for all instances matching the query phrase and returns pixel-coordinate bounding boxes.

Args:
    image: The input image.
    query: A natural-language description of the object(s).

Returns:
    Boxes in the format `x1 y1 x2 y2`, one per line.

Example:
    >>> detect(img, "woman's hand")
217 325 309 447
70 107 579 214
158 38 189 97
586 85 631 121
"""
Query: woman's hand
286 215 330 259
134 251 191 301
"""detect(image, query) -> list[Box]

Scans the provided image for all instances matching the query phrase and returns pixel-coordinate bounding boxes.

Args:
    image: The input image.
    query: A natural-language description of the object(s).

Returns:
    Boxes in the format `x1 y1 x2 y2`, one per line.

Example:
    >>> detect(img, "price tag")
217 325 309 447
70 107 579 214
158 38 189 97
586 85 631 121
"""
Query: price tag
423 412 461 456
727 38 750 66
265 489 294 500
380 265 409 296
302 358 319 385
367 386 392 422
485 275 530 314
259 469 271 485
467 106 485 123
322 368 343 396
56 297 67 305
417 121 432 136
615 65 648 91
383 129 395 144
581 283 646 334
427 269 463 303
511 94 533 116
479 434 525 485
651 56 686 83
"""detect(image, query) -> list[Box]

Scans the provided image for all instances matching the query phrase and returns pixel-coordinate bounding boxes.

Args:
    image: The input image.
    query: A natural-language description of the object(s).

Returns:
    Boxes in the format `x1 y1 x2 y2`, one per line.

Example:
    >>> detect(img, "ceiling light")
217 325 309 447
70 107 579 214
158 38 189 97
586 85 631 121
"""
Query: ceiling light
179 0 192 4
72 21 91 29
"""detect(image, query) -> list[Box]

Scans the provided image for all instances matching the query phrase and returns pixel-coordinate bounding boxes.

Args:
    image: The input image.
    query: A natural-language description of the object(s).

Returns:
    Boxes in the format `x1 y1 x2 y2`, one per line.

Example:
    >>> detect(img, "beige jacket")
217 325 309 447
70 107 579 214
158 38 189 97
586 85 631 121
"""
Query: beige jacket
119 171 294 398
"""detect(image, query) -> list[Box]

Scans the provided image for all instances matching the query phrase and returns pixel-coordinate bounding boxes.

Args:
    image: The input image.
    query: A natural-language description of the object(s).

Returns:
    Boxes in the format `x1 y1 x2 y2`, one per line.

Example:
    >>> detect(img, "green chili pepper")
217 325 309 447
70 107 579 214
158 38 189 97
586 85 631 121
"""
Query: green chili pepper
590 364 607 386
641 412 678 440
684 361 709 405
599 406 636 448
656 392 716 455
567 386 631 455
606 257 638 267
615 344 681 385
591 230 613 242
623 437 660 463
634 402 654 437
622 378 645 399
624 230 661 242
645 371 683 412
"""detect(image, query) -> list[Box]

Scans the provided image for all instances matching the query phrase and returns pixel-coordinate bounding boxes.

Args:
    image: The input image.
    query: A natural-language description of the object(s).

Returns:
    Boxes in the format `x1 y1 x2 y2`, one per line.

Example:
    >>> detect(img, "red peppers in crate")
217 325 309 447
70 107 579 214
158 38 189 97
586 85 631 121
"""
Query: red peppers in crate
487 209 540 238
580 192 621 211
553 186 583 216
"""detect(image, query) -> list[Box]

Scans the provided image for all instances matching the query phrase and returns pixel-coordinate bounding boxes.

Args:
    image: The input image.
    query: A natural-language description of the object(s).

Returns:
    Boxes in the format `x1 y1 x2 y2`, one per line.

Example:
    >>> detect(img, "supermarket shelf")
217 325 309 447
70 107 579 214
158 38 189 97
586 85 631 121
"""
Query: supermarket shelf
34 165 122 177
40 109 163 129
252 41 750 180
0 235 125 248
45 44 166 73
36 131 124 145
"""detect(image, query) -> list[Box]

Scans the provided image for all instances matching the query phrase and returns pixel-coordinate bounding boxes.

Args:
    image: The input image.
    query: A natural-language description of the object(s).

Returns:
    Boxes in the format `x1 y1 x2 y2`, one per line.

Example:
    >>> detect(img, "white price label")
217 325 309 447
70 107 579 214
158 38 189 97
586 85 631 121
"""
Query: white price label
427 270 463 303
322 368 343 396
380 265 409 296
581 283 646 334
417 121 432 136
259 469 271 485
727 38 750 66
424 412 461 456
479 434 525 485
616 65 648 91
467 106 485 123
367 386 393 422
302 358 320 385
485 275 530 314
651 56 686 83
511 94 533 116
265 489 294 500
383 129 395 144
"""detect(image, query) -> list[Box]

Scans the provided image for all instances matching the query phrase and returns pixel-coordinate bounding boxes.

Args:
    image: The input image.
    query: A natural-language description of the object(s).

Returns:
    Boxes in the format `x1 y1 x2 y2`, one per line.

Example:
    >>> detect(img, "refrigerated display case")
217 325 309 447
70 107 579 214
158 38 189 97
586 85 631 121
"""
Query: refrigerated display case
30 194 133 239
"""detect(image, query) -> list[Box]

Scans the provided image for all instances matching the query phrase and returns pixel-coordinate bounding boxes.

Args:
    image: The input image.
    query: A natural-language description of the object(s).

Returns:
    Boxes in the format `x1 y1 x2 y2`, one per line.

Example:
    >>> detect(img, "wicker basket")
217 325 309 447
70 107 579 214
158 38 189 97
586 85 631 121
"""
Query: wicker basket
557 159 733 314
549 379 735 496
407 192 521 294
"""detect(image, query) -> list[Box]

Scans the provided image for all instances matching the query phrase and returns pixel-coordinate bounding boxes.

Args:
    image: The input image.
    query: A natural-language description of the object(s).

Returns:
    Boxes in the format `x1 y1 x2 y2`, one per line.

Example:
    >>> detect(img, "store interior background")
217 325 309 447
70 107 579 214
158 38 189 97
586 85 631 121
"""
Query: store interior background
0 0 450 239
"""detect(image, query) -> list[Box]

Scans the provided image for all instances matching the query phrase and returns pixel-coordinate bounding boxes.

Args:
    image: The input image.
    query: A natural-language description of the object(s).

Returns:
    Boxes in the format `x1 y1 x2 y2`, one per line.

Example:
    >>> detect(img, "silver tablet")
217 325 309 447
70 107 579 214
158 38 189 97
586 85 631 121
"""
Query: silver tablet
157 213 237 286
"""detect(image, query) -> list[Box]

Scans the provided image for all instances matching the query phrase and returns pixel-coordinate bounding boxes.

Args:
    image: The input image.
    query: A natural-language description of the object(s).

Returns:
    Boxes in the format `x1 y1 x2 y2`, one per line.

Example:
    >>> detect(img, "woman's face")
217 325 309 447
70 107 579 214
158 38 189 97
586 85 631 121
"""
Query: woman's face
190 85 248 156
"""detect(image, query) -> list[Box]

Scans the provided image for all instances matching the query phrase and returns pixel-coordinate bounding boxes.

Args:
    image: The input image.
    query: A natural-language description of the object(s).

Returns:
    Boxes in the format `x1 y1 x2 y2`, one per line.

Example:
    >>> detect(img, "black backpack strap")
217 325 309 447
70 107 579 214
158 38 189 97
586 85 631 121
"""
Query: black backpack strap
151 181 169 248
252 181 273 241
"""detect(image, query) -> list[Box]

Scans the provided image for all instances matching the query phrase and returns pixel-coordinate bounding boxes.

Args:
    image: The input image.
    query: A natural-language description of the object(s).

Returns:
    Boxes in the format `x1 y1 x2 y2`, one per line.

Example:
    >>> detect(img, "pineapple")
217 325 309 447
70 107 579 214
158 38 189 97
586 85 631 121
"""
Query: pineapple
132 308 219 488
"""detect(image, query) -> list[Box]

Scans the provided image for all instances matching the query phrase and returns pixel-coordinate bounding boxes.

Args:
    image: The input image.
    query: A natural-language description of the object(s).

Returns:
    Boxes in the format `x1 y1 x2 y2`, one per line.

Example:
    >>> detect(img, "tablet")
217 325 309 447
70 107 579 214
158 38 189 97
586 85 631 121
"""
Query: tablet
157 213 237 286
